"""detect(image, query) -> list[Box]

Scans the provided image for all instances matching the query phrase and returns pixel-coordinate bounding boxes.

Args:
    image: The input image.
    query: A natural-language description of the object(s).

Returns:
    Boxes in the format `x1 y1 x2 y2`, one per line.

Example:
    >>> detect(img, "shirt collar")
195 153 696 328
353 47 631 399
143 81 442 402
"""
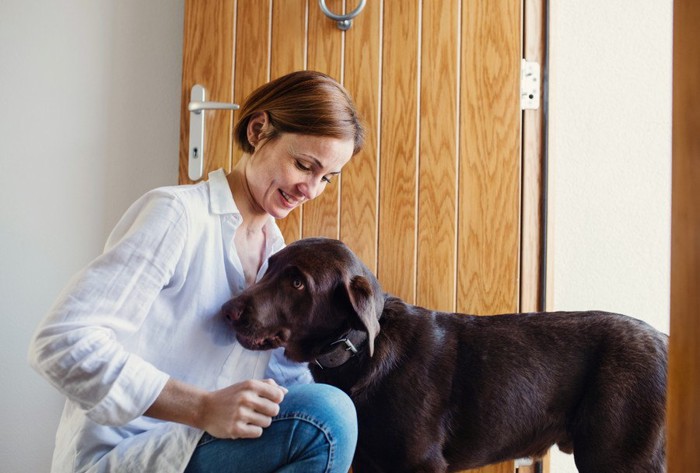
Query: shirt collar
208 169 238 215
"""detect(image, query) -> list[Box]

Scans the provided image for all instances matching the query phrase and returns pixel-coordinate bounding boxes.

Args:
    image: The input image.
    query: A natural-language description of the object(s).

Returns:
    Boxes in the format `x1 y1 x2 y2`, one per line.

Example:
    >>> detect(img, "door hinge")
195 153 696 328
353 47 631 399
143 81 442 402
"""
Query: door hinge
521 59 541 110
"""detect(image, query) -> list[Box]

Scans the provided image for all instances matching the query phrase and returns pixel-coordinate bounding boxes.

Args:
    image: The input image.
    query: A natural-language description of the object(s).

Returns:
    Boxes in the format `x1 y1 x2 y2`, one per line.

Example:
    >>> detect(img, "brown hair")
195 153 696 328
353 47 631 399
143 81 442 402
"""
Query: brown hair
233 70 365 156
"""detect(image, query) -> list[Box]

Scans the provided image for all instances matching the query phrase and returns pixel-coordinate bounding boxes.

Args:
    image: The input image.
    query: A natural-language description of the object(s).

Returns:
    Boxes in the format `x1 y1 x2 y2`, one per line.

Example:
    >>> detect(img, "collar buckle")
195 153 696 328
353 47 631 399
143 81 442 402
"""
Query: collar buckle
313 330 365 369
332 337 358 354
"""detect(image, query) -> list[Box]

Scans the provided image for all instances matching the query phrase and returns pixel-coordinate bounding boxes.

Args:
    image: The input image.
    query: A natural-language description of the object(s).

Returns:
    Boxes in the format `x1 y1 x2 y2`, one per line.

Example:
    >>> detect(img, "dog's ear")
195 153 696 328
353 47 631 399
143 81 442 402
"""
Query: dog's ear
345 275 380 356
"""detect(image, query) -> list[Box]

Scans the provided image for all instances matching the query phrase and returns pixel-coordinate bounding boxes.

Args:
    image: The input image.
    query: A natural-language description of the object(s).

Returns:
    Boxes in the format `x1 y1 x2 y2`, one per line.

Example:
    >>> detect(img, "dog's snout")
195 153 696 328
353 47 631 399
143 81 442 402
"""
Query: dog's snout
222 297 246 323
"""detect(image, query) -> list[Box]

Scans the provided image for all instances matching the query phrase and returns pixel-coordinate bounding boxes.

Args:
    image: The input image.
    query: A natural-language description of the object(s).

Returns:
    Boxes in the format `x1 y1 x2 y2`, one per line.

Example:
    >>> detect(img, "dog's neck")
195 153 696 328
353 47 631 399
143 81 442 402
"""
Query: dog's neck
313 329 368 369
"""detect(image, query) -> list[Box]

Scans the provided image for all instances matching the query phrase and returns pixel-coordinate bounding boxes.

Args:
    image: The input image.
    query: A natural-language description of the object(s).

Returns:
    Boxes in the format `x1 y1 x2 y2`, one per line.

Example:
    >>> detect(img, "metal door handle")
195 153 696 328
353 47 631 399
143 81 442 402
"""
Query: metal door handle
187 84 239 181
188 101 239 114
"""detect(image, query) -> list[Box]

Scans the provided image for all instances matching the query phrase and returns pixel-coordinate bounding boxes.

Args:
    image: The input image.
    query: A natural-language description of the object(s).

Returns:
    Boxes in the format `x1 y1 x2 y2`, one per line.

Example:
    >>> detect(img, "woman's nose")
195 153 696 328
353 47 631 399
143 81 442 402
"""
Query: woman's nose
298 177 326 201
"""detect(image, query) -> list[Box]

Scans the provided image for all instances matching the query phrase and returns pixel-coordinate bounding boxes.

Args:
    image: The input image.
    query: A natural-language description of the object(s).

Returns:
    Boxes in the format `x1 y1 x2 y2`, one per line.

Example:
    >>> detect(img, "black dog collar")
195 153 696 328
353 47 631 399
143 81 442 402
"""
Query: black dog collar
314 330 367 369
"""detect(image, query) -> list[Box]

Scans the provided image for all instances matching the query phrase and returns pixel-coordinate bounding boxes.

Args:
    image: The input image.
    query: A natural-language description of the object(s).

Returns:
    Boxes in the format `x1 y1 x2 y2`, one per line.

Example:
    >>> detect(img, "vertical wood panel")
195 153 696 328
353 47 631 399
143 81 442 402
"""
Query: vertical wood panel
179 0 235 183
302 0 344 239
417 0 459 311
459 6 521 473
270 0 308 243
668 0 700 470
378 0 420 302
458 0 522 317
342 0 382 272
231 0 271 168
270 0 307 78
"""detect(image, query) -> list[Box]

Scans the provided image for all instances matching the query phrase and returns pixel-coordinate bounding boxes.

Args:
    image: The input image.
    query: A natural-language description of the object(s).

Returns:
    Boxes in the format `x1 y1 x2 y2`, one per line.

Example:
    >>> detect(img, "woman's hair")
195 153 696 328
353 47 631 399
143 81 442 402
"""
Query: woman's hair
233 70 365 156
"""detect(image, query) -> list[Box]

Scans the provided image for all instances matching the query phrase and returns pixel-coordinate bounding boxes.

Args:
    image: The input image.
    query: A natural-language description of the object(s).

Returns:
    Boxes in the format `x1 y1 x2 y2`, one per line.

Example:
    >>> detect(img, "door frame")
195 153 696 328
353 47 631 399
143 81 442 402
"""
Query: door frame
668 0 700 471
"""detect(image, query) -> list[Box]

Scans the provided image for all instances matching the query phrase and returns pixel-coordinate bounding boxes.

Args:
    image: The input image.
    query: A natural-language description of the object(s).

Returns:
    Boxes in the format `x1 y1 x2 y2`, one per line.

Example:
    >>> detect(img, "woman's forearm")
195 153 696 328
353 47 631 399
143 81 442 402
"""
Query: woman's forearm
144 378 208 429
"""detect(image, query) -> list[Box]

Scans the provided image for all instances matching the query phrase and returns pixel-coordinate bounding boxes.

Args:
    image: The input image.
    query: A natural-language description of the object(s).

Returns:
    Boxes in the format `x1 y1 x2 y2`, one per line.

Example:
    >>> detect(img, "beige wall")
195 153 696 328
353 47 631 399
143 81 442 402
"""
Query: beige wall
548 0 673 471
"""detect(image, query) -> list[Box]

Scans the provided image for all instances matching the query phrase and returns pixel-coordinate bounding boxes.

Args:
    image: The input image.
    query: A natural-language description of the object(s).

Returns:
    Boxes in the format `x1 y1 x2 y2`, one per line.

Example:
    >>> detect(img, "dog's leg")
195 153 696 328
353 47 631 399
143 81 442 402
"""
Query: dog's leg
571 377 666 472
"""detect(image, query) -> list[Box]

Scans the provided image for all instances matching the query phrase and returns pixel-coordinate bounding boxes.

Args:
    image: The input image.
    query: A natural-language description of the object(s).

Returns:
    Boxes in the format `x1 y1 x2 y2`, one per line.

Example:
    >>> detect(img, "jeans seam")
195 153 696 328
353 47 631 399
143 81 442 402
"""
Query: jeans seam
271 413 336 473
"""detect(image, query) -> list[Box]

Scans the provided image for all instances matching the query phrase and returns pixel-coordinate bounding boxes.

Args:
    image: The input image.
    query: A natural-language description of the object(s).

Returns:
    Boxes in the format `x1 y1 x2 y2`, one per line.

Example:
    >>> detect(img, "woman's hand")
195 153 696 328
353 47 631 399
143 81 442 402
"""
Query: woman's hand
199 379 287 439
144 378 287 439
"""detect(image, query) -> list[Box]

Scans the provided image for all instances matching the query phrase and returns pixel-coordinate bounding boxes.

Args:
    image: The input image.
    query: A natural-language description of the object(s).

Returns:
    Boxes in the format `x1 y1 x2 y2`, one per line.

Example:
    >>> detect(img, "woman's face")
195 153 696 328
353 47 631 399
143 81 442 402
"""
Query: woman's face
246 125 355 219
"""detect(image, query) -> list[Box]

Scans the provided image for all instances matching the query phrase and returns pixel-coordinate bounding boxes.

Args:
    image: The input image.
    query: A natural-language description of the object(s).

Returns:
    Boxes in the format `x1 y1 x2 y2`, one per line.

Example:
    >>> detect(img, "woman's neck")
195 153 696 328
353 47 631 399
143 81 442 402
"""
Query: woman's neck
227 157 268 233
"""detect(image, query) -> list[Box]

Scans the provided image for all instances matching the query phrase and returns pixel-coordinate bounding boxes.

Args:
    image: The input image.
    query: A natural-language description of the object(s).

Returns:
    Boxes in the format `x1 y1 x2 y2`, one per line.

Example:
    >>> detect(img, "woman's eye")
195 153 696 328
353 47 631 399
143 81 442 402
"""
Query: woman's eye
292 279 305 290
294 158 333 184
295 160 310 172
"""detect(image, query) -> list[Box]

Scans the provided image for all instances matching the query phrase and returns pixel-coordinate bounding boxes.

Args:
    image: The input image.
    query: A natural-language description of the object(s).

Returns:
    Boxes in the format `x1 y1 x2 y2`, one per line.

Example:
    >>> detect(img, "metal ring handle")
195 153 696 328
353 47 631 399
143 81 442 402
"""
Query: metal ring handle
318 0 367 30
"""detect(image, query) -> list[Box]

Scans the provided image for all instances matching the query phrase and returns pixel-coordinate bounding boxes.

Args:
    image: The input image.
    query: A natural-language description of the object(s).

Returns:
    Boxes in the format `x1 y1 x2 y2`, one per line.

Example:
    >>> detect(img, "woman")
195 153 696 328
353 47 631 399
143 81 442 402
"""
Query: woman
29 70 365 473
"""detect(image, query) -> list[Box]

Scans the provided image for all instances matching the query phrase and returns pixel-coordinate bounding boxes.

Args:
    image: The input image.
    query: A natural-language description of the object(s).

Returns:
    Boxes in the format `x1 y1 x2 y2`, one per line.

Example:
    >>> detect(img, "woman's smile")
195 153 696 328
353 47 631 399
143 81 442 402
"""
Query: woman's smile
279 189 303 208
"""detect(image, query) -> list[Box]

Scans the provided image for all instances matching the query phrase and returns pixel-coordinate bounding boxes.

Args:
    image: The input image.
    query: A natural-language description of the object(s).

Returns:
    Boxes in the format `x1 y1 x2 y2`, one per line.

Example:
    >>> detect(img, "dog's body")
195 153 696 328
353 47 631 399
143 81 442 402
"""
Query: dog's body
222 238 667 473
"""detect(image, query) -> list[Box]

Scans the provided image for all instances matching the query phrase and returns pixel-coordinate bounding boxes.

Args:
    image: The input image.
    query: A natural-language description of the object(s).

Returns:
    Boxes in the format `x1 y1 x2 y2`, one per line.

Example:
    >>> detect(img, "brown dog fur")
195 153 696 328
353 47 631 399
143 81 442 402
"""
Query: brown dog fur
222 238 667 473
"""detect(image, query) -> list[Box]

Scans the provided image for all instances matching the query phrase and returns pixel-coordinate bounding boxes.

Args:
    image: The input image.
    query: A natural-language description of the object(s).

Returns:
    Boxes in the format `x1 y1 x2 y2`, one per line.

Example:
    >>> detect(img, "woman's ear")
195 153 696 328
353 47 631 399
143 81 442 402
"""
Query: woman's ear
246 111 269 150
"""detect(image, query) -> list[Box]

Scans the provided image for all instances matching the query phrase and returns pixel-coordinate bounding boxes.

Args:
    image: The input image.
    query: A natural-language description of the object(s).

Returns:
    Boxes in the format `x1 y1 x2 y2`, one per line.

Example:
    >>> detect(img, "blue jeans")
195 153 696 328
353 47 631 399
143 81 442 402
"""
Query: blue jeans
184 383 358 473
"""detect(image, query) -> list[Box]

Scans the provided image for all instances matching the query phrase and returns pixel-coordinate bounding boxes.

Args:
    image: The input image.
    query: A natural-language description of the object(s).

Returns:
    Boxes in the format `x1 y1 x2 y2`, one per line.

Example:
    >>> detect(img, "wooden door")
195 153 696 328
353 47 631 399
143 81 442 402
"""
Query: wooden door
178 1 539 472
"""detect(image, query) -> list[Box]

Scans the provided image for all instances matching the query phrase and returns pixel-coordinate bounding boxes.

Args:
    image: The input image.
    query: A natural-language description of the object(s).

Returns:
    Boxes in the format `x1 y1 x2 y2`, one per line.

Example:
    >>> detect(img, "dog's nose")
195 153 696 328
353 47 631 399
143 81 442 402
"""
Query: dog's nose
221 297 245 323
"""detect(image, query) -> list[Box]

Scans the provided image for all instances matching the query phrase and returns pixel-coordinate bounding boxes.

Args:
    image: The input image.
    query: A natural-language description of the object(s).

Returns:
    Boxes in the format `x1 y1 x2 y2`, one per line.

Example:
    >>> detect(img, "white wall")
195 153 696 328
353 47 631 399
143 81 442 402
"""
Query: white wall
0 1 184 471
547 0 673 471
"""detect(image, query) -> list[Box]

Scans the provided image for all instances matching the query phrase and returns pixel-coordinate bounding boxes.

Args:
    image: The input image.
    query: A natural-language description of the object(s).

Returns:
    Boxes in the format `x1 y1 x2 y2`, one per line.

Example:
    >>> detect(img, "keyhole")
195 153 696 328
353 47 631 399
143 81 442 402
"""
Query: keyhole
193 147 199 159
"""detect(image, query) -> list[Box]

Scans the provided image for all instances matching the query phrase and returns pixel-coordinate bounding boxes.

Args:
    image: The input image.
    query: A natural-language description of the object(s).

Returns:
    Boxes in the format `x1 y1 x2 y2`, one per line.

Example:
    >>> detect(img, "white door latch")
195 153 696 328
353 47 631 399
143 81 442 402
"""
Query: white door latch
188 84 239 181
521 59 540 110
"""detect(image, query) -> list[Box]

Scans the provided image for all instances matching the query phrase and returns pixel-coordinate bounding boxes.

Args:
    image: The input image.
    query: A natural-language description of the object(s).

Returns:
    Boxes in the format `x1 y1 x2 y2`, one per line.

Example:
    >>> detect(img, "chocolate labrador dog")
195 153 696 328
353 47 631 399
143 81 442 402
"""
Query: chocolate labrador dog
222 238 667 473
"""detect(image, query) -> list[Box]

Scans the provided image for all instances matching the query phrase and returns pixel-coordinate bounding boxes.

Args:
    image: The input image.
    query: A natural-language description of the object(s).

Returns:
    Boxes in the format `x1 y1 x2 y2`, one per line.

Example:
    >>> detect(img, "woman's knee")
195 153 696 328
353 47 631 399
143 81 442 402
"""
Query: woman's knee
280 383 357 437
278 383 358 468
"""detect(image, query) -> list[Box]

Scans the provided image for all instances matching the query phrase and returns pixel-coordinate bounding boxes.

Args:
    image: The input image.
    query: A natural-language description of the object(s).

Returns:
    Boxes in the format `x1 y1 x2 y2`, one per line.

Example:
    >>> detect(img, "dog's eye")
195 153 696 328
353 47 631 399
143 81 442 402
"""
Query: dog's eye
292 279 305 290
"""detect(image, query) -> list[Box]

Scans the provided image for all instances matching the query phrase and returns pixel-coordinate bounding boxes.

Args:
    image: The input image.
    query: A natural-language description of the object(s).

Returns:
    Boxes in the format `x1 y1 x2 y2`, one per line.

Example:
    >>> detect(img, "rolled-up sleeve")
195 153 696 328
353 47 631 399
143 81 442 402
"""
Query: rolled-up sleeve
29 190 188 426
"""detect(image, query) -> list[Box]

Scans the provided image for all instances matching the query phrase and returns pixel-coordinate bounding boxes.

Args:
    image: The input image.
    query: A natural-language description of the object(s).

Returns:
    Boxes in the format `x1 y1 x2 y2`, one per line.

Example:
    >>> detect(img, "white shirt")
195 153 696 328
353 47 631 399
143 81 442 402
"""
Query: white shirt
28 169 312 473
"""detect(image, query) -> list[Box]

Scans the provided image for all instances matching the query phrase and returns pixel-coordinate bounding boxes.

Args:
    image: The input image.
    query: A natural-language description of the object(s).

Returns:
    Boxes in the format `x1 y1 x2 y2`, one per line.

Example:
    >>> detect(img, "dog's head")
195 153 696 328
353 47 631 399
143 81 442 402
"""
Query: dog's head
221 238 383 362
